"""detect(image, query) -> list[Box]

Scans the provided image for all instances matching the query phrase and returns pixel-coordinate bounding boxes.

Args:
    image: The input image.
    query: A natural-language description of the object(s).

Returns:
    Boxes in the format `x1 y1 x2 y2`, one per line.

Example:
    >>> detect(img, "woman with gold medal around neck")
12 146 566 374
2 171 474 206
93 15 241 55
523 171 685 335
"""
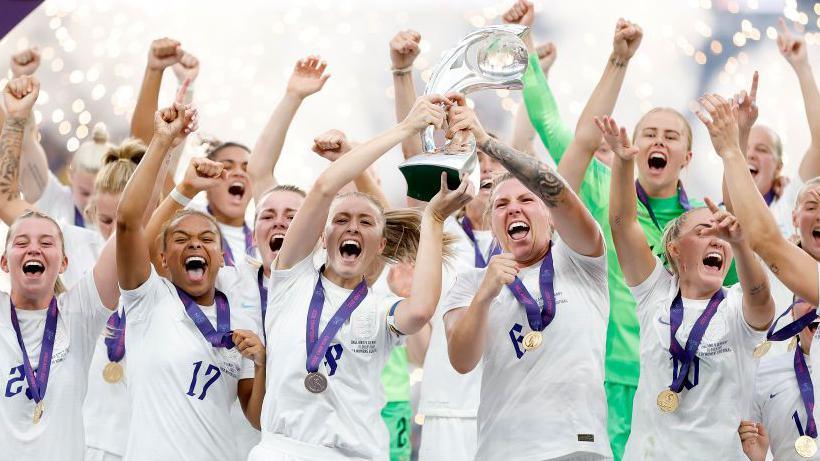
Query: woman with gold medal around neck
442 98 612 461
603 108 775 460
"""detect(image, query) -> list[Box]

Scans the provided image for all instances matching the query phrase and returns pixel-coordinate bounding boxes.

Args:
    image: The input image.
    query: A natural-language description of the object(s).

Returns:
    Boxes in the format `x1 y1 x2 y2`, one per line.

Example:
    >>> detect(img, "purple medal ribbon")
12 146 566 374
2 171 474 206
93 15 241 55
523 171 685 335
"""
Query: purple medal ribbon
305 268 368 373
257 266 268 340
175 286 235 348
104 309 126 362
767 298 817 342
635 180 692 231
460 216 501 268
762 188 776 207
206 205 254 267
506 244 555 332
667 289 725 392
794 338 817 438
9 297 59 408
74 206 85 228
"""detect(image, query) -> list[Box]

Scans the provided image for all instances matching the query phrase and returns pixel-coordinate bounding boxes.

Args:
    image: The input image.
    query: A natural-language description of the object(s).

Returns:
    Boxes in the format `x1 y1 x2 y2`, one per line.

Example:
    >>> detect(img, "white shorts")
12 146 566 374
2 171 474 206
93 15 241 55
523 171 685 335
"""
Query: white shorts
84 447 122 461
247 433 371 461
418 416 477 461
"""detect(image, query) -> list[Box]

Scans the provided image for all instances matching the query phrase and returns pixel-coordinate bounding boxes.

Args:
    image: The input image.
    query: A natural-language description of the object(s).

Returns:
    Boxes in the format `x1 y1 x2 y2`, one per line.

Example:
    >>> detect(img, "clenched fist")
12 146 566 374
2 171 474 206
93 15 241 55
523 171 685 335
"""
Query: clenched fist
172 51 200 83
312 129 352 162
3 75 39 119
153 102 197 145
612 18 643 63
479 254 520 299
179 157 226 197
147 37 182 71
11 47 41 77
502 0 535 27
389 30 421 69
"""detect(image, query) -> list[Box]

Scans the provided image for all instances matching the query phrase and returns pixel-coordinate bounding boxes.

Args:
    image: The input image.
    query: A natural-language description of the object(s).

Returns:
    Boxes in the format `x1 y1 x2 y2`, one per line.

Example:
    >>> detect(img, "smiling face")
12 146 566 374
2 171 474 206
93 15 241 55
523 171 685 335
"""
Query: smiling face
255 189 305 267
745 125 782 195
793 182 820 261
477 150 504 199
322 195 386 282
161 213 224 298
666 208 733 292
490 178 552 265
91 192 120 241
205 145 252 225
2 216 67 302
633 109 692 195
70 168 97 212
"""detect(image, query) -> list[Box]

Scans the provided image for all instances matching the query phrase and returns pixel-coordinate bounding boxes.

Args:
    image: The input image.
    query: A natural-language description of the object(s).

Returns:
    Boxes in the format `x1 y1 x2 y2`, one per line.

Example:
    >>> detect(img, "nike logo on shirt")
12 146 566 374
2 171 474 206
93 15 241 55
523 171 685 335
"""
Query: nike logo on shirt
769 392 780 399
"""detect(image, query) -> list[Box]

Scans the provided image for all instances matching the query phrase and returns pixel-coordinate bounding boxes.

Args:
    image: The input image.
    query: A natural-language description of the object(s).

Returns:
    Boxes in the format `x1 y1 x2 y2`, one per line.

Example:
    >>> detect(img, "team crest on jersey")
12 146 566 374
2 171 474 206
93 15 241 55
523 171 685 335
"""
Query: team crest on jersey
217 347 242 378
350 306 377 340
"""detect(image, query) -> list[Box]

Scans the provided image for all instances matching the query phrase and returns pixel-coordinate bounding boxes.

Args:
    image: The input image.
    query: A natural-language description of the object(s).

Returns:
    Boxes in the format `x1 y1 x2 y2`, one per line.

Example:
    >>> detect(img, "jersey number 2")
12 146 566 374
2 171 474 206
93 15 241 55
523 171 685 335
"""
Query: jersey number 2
186 361 221 400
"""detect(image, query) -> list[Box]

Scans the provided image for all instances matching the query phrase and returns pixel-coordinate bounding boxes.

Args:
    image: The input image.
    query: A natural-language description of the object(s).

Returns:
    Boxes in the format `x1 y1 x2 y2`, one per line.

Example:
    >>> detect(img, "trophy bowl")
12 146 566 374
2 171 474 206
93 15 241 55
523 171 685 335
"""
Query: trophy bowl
399 24 529 202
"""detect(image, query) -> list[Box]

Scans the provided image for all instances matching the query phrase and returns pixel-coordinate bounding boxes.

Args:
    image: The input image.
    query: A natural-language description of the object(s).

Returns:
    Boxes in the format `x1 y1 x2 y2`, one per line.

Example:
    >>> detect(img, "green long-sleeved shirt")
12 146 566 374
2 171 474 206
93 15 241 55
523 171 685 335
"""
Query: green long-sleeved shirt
521 53 737 386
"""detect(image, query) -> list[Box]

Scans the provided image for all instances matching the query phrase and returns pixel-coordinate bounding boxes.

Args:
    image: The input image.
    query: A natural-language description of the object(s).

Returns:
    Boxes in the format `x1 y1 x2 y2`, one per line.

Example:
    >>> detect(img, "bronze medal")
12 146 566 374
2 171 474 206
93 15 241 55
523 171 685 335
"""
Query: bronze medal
795 435 817 458
102 362 124 384
753 340 772 359
522 331 543 351
656 389 679 413
304 372 328 394
33 401 44 424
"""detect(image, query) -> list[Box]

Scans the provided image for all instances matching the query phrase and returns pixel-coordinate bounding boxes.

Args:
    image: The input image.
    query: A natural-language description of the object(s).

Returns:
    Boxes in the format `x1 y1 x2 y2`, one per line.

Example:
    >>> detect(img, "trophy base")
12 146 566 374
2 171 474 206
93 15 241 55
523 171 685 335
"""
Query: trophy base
399 152 476 202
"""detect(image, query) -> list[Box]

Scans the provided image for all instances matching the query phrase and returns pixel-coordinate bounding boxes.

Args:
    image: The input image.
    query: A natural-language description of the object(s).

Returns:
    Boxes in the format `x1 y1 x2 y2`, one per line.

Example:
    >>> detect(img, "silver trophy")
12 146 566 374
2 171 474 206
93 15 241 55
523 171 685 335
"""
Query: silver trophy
399 24 529 201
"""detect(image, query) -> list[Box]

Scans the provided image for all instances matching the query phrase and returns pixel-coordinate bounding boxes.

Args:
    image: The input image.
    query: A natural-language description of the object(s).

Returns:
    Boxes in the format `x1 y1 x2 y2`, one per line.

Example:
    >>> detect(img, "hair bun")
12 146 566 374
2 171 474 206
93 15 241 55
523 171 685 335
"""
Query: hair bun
91 122 109 143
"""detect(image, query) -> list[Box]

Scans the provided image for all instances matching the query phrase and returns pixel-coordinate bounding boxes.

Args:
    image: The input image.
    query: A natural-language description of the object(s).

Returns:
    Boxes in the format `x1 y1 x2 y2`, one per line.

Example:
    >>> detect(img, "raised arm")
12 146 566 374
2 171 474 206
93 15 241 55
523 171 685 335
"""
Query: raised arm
510 43 556 154
777 19 820 181
130 38 183 145
248 56 330 202
697 93 820 306
557 19 641 192
448 97 603 257
389 30 423 159
276 95 448 270
0 76 40 224
117 103 196 290
394 175 473 335
600 116 656 285
144 157 224 276
721 72 758 210
311 129 391 209
700 199 774 329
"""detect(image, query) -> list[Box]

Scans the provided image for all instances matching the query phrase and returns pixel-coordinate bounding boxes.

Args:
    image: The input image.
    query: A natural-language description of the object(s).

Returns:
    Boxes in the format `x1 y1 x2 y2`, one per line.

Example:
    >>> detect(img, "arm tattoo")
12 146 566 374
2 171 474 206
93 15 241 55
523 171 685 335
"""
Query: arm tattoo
0 118 26 203
480 138 566 208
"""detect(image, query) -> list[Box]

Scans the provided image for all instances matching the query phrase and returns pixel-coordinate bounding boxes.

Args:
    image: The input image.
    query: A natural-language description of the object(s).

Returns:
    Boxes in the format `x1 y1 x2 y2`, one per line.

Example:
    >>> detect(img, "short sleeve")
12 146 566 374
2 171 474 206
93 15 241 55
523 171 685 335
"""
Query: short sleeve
62 270 111 364
554 234 607 284
443 268 483 314
267 253 316 315
238 355 256 380
382 295 406 347
120 267 167 323
629 257 674 316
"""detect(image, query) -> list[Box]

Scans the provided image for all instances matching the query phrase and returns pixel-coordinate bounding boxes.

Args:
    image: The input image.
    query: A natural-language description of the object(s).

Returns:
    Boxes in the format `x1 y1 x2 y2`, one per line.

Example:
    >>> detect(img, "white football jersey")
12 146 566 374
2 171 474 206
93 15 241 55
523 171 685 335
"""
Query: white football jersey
0 272 109 460
260 253 402 460
120 269 256 461
444 238 611 461
624 258 766 461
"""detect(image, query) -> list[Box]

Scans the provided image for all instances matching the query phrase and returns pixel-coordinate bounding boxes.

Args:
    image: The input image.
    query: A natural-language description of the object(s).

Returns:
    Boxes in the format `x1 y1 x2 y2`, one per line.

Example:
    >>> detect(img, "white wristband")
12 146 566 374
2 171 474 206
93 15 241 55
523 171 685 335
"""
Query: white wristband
170 187 193 207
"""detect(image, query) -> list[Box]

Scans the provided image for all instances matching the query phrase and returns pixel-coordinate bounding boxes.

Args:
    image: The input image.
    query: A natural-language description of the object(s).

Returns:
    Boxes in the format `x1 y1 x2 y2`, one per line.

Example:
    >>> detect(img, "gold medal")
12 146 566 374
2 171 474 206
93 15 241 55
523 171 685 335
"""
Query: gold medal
753 340 772 359
795 435 817 458
103 362 124 384
788 336 799 352
522 331 543 351
32 401 44 424
656 389 679 413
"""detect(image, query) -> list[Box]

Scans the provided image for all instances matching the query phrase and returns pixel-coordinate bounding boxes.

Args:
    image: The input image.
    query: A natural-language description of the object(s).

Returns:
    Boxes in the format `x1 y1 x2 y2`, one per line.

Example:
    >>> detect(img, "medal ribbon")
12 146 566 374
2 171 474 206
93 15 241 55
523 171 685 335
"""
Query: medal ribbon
635 180 692 231
794 338 817 438
460 216 501 268
175 286 235 348
763 189 776 207
305 269 368 373
667 289 725 392
767 299 818 342
104 309 126 362
9 297 59 406
74 206 85 228
257 266 268 341
506 244 555 332
206 205 254 267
